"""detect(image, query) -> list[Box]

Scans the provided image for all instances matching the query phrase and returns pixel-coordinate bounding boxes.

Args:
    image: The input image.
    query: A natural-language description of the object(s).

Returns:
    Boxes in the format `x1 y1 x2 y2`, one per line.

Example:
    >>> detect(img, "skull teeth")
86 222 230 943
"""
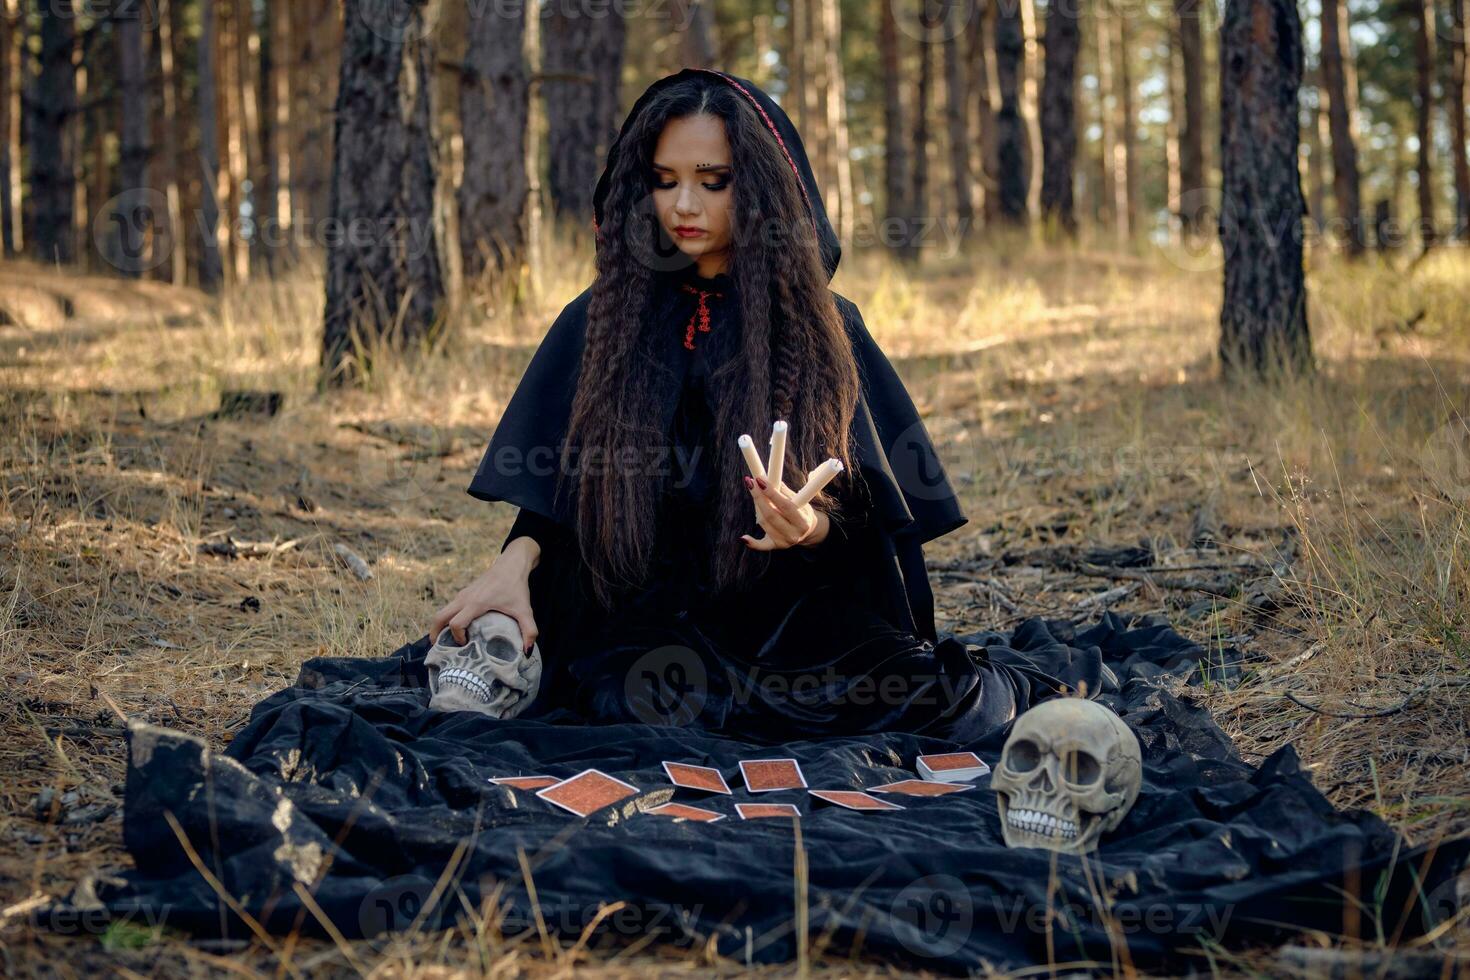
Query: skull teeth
1005 808 1079 839
439 667 494 704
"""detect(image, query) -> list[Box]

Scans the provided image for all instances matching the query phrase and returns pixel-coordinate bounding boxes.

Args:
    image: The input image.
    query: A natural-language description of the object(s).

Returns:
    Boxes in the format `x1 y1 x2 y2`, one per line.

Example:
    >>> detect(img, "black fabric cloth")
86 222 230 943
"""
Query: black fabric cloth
60 612 1470 975
466 67 966 645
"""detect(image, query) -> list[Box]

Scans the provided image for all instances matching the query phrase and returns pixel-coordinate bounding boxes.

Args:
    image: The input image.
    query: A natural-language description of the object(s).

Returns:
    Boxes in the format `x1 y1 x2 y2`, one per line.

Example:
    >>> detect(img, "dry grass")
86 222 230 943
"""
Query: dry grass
0 232 1467 976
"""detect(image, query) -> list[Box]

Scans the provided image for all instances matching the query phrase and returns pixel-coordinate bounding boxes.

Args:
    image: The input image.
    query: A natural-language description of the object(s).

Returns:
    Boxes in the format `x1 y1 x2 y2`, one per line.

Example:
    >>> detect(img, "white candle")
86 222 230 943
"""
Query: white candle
737 434 768 481
791 458 843 508
766 420 788 489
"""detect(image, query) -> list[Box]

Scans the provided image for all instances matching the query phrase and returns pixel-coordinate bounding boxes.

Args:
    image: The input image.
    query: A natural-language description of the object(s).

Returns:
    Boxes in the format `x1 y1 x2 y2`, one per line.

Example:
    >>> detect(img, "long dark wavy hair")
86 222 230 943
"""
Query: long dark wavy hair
561 76 864 609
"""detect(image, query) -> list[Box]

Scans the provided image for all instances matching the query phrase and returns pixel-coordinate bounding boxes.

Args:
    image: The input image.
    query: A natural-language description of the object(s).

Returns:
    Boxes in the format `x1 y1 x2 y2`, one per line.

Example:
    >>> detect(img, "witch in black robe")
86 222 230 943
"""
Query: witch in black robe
461 69 1066 744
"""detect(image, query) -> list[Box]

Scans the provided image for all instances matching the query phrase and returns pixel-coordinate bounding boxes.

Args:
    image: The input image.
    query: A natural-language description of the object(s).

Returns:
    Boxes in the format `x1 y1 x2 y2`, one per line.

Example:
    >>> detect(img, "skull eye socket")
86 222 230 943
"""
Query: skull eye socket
1062 750 1101 786
1005 738 1042 773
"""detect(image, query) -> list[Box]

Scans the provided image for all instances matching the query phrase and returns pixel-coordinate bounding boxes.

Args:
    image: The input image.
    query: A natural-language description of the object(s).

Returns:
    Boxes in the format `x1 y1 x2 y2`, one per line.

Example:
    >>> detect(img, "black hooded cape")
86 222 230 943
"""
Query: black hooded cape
465 67 966 643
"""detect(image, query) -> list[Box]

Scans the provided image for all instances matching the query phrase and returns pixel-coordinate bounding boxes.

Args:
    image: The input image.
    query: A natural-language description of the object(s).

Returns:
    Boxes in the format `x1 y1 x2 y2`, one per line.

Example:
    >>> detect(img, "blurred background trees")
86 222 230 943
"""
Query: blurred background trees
4 0 1466 381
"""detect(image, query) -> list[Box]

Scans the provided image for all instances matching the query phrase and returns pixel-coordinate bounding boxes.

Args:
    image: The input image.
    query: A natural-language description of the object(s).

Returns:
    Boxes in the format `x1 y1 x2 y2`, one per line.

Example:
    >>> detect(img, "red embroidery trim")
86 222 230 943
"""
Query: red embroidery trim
679 282 723 350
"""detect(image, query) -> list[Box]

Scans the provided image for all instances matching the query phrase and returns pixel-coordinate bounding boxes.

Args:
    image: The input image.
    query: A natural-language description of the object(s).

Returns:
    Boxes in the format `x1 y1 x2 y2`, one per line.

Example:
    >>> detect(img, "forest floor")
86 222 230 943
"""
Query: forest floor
1 238 1468 977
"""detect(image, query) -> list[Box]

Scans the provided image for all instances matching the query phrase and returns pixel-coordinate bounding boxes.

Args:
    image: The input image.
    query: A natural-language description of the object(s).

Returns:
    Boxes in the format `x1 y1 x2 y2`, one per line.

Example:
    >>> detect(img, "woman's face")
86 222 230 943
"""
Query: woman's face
650 113 734 273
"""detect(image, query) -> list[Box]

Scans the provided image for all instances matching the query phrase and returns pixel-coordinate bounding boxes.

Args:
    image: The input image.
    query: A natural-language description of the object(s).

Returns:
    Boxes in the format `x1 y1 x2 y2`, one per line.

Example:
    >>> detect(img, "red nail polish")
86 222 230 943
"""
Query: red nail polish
744 476 754 488
756 477 767 489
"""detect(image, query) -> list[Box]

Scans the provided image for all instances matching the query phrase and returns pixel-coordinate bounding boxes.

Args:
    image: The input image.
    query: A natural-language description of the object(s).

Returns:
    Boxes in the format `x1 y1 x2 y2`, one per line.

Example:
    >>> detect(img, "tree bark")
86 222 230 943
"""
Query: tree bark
1173 0 1206 235
28 0 76 264
820 0 853 247
945 22 975 241
1219 0 1312 379
544 1 623 226
1117 14 1137 238
1039 0 1080 235
1318 0 1363 252
879 0 912 256
1096 4 1118 233
994 0 1030 224
0 0 13 255
1450 0 1470 239
911 19 930 256
970 0 1000 224
1410 0 1437 247
678 0 717 68
115 5 150 276
197 0 224 291
458 0 530 283
321 0 447 385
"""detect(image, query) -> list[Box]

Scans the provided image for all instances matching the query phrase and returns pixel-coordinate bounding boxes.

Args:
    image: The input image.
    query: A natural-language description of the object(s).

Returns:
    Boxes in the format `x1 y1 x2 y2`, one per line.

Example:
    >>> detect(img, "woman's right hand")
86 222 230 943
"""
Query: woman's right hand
428 538 540 653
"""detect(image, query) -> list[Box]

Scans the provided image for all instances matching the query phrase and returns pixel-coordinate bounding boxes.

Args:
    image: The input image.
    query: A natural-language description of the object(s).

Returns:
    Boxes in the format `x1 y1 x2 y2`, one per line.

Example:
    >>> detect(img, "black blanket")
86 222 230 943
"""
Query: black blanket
60 612 1468 973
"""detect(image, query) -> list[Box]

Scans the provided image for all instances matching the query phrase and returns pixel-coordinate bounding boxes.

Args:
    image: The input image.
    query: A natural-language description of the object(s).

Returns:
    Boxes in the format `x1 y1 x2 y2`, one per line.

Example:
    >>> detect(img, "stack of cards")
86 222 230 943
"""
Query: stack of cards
916 751 991 783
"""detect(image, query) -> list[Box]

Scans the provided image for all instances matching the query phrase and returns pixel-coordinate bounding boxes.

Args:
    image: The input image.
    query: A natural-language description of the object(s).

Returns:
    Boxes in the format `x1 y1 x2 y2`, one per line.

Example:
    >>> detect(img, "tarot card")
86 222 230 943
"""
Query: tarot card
916 751 991 783
739 758 807 792
662 761 733 794
869 778 974 797
535 769 640 817
808 790 905 811
489 775 560 791
735 802 802 820
646 802 726 822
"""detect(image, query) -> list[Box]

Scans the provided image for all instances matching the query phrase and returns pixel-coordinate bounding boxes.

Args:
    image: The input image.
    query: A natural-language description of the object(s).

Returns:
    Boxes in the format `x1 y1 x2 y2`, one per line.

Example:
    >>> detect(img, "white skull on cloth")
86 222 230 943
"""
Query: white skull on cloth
990 697 1142 854
425 611 542 719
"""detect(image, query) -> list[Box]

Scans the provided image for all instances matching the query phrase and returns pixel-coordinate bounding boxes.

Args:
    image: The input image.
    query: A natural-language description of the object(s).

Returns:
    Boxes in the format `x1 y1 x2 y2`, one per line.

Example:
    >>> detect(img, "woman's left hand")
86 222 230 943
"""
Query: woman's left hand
741 474 829 550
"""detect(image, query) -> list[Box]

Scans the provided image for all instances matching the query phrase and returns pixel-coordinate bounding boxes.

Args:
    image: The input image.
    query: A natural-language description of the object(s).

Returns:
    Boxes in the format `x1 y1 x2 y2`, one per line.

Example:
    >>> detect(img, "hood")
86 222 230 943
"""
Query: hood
590 67 843 282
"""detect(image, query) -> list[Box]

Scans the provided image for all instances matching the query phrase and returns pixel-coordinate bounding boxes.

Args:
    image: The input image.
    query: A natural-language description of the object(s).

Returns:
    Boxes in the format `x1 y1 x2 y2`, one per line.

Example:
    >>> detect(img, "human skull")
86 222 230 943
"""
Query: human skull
425 611 542 719
990 698 1142 854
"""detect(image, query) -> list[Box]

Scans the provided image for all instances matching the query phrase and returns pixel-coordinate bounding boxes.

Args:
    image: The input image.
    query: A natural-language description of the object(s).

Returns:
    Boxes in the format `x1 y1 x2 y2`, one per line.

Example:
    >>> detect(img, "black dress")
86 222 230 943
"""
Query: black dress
492 266 1035 745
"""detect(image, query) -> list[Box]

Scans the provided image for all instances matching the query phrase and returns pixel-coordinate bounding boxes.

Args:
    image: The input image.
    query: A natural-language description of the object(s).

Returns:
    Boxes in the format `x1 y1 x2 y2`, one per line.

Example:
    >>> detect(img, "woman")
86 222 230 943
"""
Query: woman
428 69 1045 743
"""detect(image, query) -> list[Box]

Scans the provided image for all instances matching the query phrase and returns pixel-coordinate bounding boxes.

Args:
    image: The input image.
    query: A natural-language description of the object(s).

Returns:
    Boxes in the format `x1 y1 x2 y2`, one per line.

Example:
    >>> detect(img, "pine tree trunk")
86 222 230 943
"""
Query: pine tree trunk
157 0 187 283
1117 14 1137 238
28 0 75 264
1173 0 1206 235
911 25 930 257
321 0 446 385
1164 18 1182 243
1449 0 1470 239
1096 5 1118 233
994 0 1029 223
945 25 975 241
543 4 617 225
116 7 150 276
969 0 1000 224
879 0 911 256
1039 0 1080 235
1319 0 1363 252
1411 0 1436 247
820 0 853 247
458 0 530 283
290 0 339 230
1219 0 1312 379
0 0 12 256
679 0 717 68
197 0 224 291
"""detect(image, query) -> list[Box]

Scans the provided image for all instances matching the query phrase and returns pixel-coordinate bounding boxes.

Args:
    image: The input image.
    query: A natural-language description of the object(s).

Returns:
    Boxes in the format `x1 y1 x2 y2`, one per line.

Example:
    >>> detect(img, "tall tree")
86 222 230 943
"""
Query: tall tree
321 0 447 384
1173 0 1206 235
157 0 187 283
945 17 976 241
458 0 530 284
543 3 623 225
1040 0 1081 234
879 0 913 256
0 0 14 255
115 3 150 275
1219 0 1312 378
1319 0 1364 252
1096 3 1119 233
819 0 853 246
197 0 224 291
968 0 1000 223
1116 14 1137 237
678 0 718 68
1410 0 1436 247
911 16 931 255
28 0 76 264
994 0 1030 223
1450 0 1469 239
